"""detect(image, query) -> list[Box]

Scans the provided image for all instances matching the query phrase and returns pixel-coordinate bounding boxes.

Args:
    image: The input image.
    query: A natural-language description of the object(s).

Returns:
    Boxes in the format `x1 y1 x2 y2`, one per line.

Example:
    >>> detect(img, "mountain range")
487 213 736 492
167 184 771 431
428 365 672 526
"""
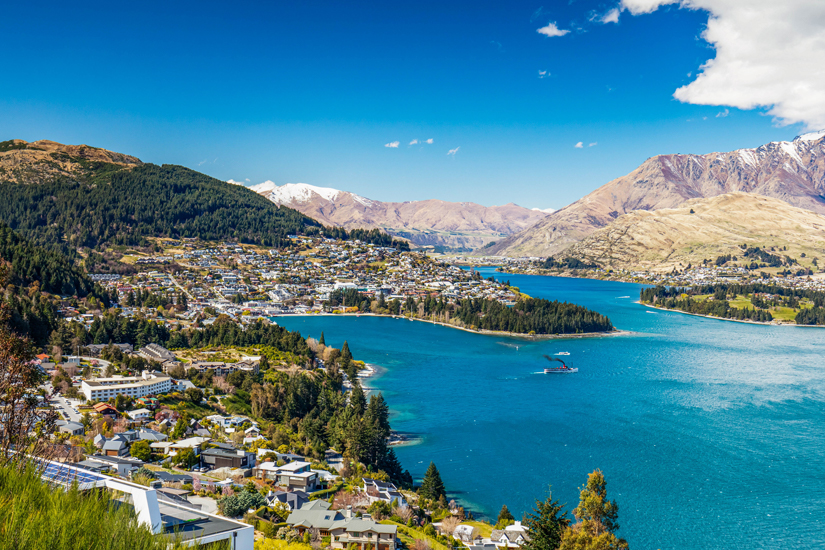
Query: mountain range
249 181 551 250
486 132 825 257
563 192 825 272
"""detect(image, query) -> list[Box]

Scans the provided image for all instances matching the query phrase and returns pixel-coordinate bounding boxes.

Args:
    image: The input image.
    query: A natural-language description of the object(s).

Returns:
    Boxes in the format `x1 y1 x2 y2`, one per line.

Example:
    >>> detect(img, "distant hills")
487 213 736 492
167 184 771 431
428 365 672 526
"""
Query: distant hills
250 181 550 250
487 132 825 257
563 192 825 272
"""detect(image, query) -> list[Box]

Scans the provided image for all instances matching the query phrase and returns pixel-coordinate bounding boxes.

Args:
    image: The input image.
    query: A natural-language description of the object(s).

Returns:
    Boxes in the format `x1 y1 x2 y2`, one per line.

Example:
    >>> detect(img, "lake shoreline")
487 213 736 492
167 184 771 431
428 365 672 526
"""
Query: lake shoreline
272 311 625 340
638 301 825 327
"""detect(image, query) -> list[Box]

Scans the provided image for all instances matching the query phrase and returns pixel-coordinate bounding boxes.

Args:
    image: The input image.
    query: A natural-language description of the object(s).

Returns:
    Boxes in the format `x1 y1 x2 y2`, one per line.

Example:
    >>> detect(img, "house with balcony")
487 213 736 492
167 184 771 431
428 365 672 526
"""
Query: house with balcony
254 460 319 492
286 502 397 550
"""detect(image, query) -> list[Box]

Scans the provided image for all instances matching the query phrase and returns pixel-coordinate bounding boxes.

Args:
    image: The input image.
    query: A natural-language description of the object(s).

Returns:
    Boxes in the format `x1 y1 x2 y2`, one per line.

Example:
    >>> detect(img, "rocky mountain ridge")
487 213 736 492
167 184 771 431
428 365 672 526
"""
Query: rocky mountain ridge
487 132 825 257
250 181 551 249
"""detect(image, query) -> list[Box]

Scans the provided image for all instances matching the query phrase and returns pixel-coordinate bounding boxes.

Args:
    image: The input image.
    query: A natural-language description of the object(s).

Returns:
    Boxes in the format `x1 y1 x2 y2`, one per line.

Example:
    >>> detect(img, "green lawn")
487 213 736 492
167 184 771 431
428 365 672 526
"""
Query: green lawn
157 394 216 418
379 521 452 550
460 521 493 538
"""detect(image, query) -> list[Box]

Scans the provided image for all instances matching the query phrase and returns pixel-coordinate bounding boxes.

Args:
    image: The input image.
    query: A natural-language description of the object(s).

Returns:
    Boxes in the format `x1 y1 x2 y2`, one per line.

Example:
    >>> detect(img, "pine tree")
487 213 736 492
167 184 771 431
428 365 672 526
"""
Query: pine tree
319 331 325 346
350 382 366 416
365 393 391 439
341 341 352 361
419 462 446 501
497 504 515 528
522 487 570 550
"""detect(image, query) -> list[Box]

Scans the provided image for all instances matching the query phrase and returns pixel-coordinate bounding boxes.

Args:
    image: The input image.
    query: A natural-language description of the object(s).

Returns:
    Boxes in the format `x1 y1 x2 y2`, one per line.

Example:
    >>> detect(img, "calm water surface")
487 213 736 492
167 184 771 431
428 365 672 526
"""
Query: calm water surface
277 269 825 550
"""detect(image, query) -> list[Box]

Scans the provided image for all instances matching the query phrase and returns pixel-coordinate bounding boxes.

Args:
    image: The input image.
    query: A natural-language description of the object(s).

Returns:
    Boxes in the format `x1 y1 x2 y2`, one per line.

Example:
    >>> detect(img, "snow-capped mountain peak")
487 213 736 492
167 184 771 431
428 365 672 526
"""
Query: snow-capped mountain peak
255 182 343 204
795 130 825 142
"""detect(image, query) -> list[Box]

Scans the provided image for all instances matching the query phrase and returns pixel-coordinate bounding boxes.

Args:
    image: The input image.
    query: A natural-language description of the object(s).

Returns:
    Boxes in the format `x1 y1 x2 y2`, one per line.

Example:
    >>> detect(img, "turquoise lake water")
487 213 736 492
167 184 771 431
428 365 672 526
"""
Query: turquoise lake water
276 268 825 549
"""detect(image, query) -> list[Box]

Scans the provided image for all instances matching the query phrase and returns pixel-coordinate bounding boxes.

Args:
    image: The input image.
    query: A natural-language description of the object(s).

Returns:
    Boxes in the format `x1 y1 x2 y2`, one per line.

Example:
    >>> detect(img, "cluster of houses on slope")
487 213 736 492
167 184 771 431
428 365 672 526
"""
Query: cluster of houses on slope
81 236 522 328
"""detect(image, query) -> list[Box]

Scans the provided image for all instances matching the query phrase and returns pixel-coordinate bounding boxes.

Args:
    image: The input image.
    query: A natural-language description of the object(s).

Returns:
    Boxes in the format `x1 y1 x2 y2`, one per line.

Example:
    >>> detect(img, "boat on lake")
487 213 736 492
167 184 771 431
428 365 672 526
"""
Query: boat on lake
543 354 576 373
545 365 578 374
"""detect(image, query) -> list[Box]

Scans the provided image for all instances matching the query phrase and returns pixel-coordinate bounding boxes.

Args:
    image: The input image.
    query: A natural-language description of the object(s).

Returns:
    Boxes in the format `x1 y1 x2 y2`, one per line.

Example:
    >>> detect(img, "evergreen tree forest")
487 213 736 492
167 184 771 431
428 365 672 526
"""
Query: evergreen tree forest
641 284 825 325
326 290 614 334
0 223 111 344
0 164 323 251
0 163 407 254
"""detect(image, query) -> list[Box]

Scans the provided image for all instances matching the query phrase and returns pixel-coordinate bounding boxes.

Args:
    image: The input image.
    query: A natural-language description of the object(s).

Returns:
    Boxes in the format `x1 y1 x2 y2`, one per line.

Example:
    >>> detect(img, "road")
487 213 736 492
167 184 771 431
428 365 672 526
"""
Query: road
168 273 195 301
44 383 83 423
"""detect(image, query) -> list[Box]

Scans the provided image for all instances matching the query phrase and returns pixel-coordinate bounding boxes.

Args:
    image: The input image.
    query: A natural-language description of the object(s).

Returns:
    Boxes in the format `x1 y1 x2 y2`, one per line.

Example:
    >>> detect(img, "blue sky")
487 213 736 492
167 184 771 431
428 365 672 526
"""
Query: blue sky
1 0 819 209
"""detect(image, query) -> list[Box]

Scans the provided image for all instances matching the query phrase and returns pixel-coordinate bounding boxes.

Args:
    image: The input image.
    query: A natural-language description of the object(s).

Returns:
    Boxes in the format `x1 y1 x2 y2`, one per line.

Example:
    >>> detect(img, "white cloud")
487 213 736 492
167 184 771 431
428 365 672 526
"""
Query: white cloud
599 8 621 23
385 141 400 148
716 108 730 118
226 179 244 185
447 147 460 156
588 142 598 147
574 142 584 148
425 138 434 144
537 22 570 37
621 0 825 129
538 70 550 79
409 139 418 145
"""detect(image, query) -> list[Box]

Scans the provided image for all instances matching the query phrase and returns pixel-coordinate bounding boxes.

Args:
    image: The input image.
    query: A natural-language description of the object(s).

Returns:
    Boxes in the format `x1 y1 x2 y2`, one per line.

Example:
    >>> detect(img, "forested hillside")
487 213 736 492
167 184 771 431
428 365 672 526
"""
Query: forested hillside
0 164 323 251
0 223 110 344
0 222 102 297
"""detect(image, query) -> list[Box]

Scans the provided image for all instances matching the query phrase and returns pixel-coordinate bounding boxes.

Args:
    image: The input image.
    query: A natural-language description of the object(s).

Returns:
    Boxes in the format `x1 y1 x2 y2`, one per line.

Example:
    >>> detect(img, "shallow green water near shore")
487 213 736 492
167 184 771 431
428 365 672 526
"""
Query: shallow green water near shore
277 268 825 549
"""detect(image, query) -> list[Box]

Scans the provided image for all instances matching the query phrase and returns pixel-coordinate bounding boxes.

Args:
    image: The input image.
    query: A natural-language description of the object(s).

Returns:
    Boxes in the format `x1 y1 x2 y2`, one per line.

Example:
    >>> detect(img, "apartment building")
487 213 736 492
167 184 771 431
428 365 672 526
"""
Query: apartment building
81 371 172 401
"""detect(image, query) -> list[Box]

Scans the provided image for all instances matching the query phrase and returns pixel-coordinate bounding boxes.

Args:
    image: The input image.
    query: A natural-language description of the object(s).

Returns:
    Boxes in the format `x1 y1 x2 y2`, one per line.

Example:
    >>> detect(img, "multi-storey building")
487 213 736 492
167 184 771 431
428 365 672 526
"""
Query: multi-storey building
81 371 172 401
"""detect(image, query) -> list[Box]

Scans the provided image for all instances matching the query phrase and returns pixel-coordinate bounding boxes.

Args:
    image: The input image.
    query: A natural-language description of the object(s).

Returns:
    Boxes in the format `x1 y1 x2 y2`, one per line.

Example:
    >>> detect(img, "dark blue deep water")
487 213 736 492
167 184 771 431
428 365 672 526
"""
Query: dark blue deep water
276 269 825 550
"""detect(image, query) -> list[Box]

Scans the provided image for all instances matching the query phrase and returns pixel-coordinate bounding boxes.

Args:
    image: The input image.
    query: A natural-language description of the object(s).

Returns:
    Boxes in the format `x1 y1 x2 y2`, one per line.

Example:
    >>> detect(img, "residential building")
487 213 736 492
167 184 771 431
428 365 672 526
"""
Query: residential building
92 402 119 417
200 447 255 470
102 436 129 457
56 420 85 436
362 478 407 507
287 503 397 550
127 408 153 421
254 461 320 492
137 343 176 363
138 428 167 442
81 371 172 401
168 436 211 457
490 523 529 548
267 490 309 510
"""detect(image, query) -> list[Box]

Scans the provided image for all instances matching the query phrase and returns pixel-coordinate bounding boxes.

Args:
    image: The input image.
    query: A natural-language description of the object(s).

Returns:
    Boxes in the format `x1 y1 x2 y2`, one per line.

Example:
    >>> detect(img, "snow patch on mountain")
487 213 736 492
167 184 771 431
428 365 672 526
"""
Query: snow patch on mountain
779 141 804 164
254 182 343 204
249 180 278 193
795 131 825 142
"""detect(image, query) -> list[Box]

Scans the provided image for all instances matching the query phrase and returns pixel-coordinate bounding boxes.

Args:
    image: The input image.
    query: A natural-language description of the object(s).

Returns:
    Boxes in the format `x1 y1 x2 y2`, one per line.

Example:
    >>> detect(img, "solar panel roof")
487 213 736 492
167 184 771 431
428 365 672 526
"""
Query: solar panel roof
41 462 107 486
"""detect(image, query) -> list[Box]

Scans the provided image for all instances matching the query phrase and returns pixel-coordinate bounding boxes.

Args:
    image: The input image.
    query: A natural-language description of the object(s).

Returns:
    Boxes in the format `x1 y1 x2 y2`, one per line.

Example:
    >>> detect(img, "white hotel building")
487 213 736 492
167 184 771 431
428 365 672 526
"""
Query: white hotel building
81 371 173 402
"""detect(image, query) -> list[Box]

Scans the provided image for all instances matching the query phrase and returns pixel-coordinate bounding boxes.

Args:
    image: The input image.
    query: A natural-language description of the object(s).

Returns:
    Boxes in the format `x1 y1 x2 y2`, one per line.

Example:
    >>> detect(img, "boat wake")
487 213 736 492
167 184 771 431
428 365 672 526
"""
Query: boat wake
555 352 570 356
497 342 521 350
617 296 630 299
